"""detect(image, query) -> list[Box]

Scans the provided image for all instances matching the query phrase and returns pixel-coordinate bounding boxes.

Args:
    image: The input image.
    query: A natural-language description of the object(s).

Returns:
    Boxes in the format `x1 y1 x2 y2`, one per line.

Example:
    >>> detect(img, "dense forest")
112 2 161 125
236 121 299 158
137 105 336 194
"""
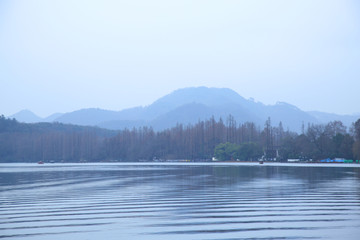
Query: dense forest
1 115 360 162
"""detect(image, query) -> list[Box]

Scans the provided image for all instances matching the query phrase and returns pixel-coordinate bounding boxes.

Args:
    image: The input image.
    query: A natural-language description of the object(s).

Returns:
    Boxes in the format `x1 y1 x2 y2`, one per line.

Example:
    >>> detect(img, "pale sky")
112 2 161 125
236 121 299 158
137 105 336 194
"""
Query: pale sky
1 0 359 117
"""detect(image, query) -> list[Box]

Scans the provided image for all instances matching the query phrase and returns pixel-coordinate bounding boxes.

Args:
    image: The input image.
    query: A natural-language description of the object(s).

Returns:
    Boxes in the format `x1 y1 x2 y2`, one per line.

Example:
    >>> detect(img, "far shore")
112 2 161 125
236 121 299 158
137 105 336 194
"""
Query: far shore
1 161 360 168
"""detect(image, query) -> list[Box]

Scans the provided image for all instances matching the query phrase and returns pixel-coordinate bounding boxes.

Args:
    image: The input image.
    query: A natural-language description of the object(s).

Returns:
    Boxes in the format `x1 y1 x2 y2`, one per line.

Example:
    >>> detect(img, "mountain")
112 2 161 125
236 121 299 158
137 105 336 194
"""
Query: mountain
145 87 249 117
145 88 319 131
8 110 63 123
97 87 264 130
44 113 64 122
9 87 359 132
9 110 43 123
56 87 321 132
262 102 318 131
307 111 360 128
54 108 121 126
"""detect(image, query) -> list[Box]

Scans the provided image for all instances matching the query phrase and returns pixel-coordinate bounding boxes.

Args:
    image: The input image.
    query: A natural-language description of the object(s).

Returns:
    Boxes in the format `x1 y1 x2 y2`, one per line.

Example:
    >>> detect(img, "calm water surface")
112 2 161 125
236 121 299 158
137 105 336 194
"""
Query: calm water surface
1 163 360 240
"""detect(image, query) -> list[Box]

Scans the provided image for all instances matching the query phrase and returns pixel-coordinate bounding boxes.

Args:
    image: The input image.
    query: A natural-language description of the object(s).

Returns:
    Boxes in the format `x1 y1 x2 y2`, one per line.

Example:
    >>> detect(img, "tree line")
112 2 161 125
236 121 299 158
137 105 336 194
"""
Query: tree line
1 115 359 162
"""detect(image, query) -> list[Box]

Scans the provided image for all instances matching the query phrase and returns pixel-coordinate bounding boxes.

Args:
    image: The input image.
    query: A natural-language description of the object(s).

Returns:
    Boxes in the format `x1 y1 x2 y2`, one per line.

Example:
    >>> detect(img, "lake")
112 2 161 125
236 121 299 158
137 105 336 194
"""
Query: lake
1 162 360 240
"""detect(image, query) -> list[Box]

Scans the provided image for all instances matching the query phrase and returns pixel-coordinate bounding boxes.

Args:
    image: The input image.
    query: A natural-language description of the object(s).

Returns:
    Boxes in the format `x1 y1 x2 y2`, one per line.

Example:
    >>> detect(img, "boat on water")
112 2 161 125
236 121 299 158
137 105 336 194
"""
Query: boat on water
38 161 44 164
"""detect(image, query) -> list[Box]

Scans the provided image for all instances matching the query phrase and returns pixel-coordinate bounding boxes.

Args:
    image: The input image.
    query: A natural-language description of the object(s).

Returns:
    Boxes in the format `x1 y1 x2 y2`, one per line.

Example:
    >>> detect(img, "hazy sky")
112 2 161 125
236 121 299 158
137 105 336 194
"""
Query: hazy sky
1 0 359 117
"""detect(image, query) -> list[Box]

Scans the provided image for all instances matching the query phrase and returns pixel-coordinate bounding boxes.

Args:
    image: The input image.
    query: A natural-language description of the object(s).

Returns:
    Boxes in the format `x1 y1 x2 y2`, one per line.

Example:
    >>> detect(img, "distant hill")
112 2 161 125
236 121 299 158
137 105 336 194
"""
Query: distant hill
9 110 63 123
44 113 64 122
307 111 360 128
8 87 360 132
97 87 320 132
54 108 121 126
9 110 43 123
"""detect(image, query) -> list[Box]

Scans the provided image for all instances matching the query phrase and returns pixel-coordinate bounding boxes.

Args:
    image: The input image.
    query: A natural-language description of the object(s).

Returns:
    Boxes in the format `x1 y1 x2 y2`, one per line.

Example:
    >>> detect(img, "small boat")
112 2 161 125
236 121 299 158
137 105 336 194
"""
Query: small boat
259 160 264 164
38 161 44 164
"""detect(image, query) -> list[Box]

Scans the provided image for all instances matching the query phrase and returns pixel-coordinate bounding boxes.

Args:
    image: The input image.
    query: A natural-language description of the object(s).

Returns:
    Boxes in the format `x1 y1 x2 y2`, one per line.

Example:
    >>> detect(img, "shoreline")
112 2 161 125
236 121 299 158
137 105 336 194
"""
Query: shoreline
1 161 360 168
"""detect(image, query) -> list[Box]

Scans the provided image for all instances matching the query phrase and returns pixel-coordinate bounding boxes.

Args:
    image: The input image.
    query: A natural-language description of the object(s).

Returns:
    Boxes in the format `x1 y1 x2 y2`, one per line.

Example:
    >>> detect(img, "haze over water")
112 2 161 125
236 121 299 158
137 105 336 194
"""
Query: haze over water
1 163 360 240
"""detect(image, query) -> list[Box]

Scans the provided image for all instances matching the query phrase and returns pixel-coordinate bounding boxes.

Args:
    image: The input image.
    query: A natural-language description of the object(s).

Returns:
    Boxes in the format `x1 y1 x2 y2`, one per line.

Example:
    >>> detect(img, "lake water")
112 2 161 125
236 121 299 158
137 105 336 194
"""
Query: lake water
1 162 360 240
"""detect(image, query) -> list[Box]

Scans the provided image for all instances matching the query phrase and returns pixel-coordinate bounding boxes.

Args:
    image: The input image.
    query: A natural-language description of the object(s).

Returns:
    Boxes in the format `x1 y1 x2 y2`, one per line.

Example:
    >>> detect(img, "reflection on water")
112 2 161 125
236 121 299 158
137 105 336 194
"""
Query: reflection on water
1 163 360 240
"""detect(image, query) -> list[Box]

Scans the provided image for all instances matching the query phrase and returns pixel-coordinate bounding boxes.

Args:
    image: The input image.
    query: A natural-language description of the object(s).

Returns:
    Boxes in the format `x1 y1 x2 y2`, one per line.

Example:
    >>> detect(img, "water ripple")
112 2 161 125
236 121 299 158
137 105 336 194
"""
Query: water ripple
1 163 360 240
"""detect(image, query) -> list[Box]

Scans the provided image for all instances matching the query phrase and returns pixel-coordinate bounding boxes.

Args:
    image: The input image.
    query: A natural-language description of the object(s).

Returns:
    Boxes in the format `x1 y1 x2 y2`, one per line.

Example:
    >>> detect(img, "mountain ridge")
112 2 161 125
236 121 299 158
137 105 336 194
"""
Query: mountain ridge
8 87 360 132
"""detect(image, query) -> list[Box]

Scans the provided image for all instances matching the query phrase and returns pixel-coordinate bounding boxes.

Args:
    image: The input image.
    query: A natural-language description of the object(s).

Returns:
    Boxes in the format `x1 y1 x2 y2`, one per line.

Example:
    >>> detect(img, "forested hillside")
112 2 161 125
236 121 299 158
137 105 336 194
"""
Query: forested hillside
1 115 359 162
